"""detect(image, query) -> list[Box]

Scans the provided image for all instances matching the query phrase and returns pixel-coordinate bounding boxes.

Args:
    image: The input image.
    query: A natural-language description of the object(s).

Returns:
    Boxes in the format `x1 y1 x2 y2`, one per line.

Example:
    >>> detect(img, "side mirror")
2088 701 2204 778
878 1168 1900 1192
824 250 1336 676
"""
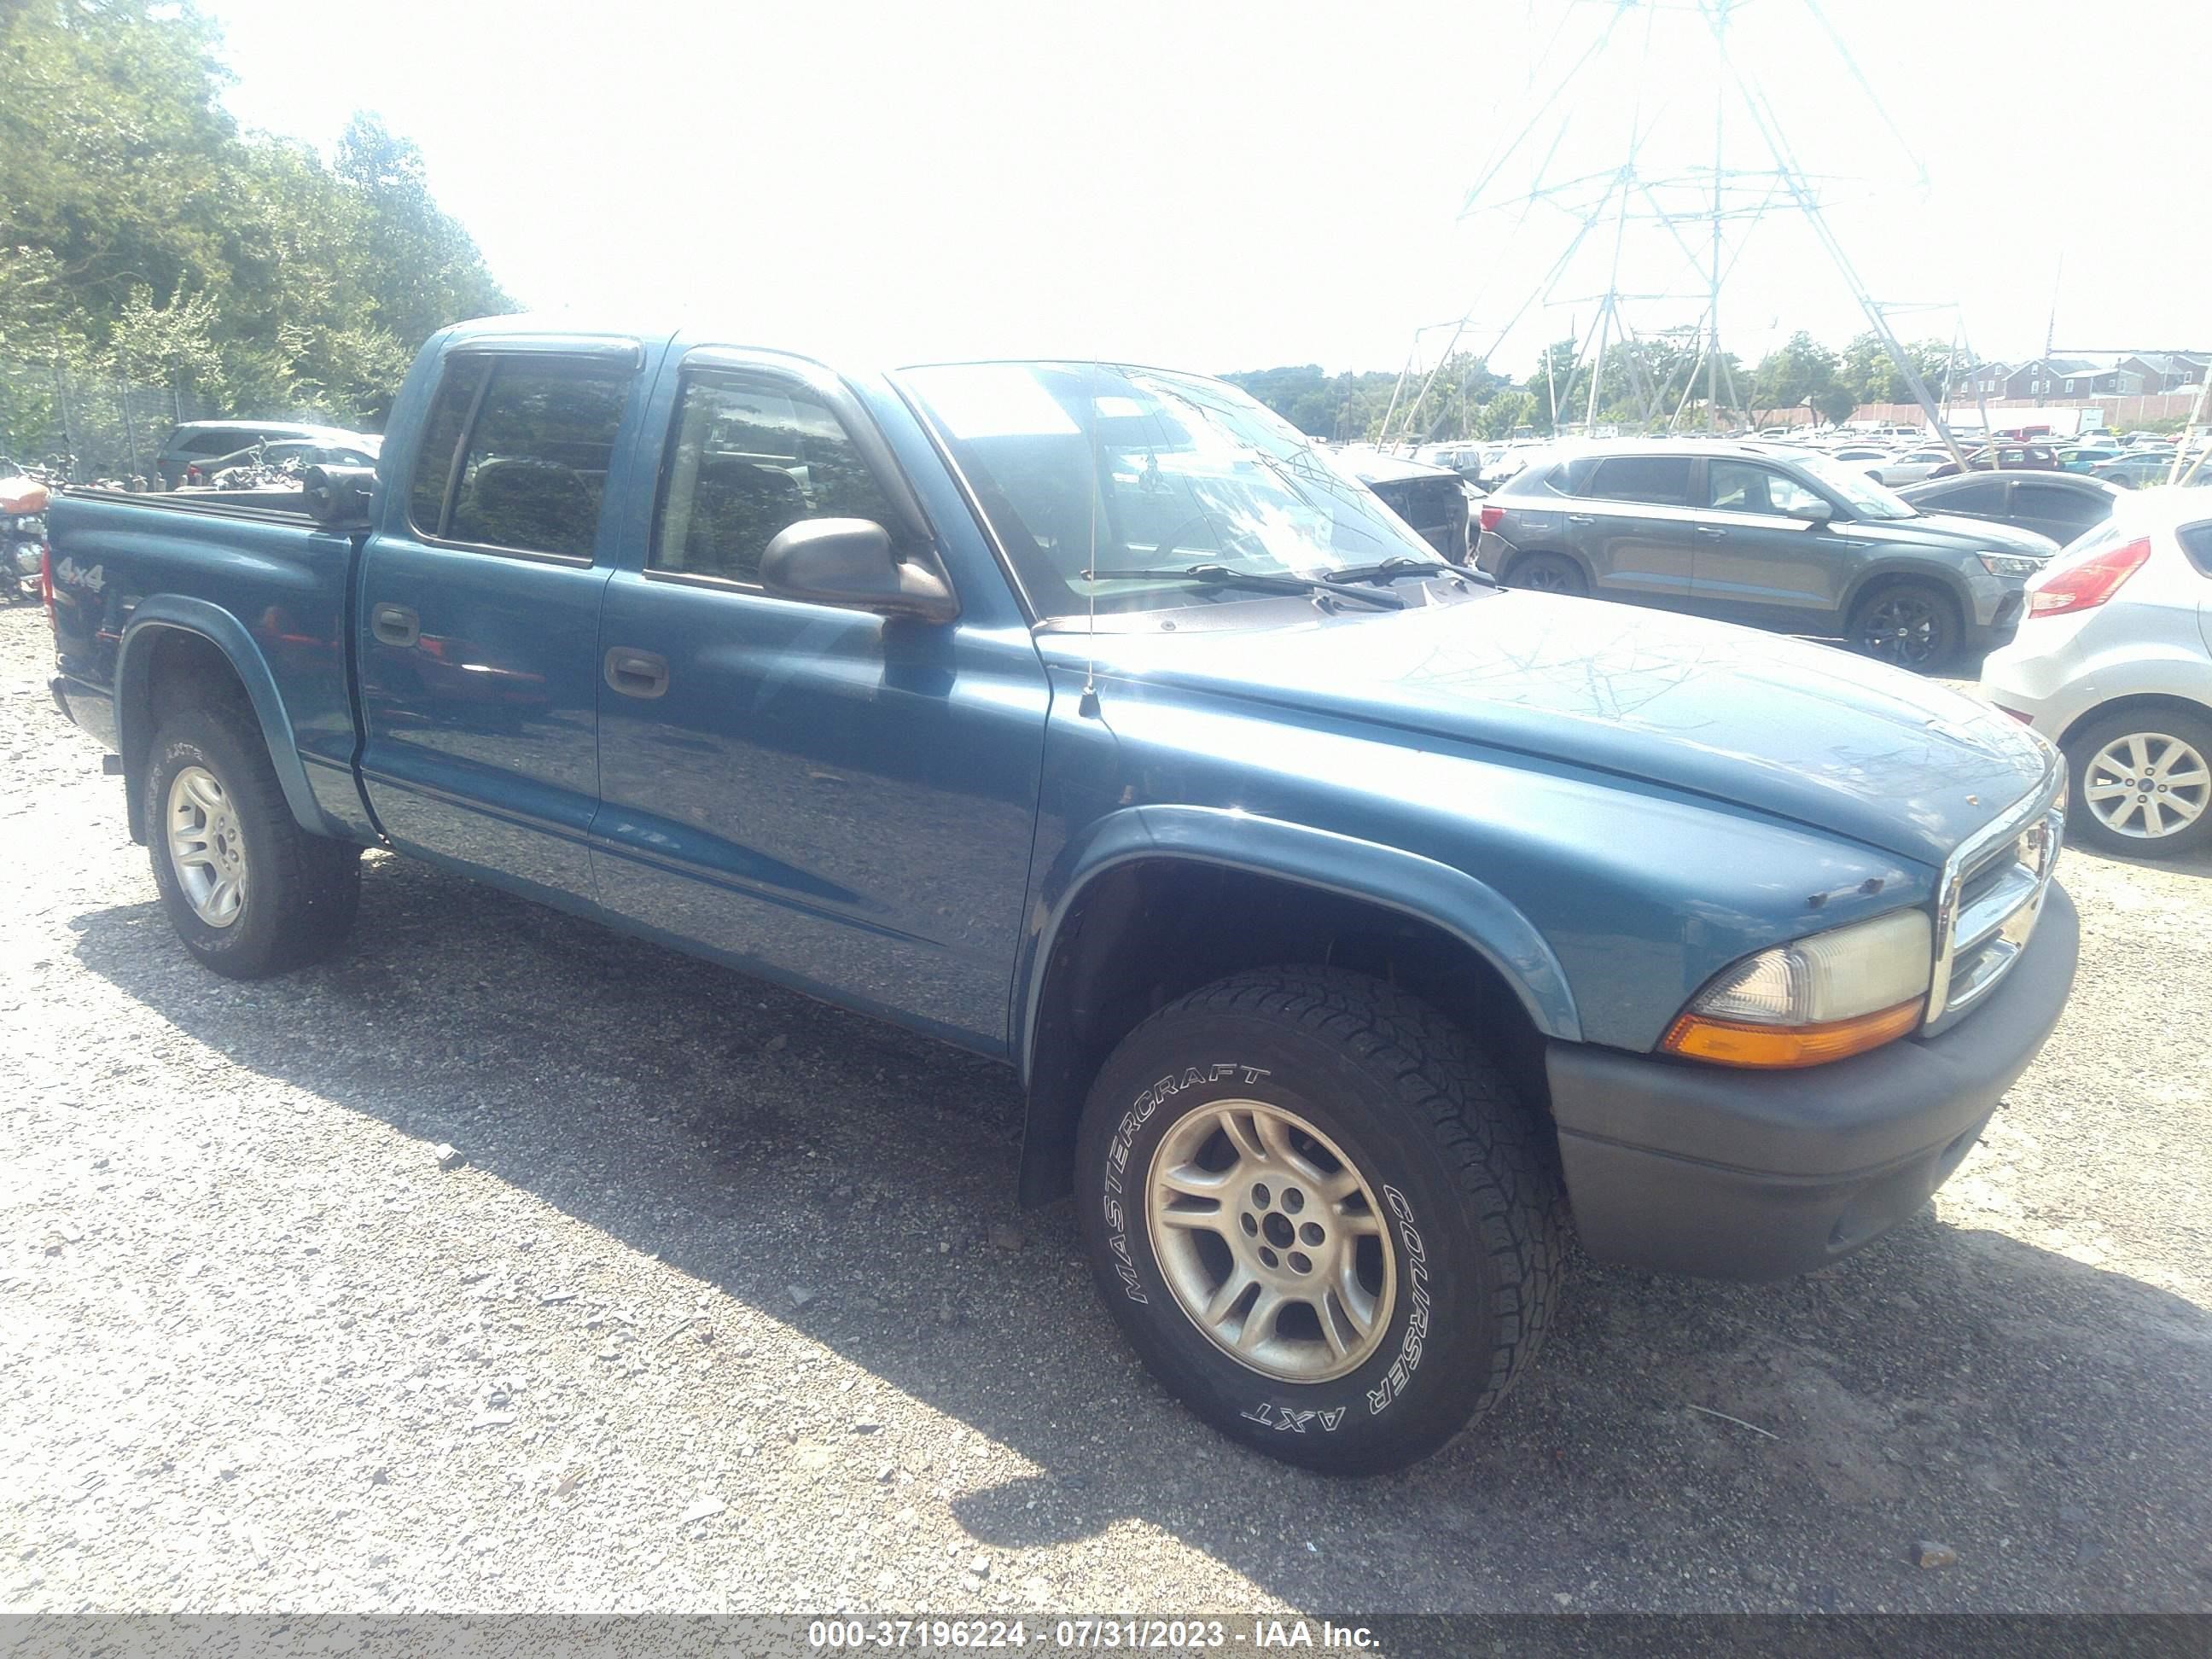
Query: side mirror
1790 498 1835 524
760 518 958 623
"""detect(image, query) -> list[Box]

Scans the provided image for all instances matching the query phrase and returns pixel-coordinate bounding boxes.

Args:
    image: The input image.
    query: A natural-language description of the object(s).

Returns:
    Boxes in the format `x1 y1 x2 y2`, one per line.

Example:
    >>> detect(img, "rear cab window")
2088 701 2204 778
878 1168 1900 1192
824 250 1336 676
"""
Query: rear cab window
405 354 632 560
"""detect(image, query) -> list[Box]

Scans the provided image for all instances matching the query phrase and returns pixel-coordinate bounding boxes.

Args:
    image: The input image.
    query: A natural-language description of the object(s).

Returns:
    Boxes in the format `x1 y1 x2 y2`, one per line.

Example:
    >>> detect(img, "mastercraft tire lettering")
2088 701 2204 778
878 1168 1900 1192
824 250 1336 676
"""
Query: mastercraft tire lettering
1074 967 1563 1475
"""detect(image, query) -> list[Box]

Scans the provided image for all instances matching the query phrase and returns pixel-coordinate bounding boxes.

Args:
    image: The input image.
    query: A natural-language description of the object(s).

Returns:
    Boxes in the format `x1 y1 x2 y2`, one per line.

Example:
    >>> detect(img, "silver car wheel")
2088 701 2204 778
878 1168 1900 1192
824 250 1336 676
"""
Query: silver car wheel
2083 732 2209 841
1146 1099 1395 1383
166 765 248 926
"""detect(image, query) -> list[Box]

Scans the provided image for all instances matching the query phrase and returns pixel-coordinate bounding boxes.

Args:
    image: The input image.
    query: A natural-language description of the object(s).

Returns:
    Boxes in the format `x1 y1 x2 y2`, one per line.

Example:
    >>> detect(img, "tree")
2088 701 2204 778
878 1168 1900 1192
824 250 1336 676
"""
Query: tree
1475 389 1536 439
1837 332 1953 409
0 0 512 445
1752 332 1842 426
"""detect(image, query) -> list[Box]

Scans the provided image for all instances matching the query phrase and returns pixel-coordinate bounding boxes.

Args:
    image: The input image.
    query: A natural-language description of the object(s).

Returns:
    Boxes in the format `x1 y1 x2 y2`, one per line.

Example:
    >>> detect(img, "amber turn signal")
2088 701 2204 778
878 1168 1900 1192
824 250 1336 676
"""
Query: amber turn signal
1659 998 1924 1069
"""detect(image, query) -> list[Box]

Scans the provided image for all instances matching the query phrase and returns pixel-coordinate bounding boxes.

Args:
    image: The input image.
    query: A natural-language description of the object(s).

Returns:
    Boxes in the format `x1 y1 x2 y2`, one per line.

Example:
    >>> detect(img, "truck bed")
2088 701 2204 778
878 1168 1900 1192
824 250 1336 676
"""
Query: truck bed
44 486 373 843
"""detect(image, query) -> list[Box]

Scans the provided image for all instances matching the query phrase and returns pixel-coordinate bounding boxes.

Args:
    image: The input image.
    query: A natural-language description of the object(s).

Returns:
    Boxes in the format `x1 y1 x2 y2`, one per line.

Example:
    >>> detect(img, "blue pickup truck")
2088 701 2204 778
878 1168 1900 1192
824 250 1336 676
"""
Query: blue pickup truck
44 317 2078 1473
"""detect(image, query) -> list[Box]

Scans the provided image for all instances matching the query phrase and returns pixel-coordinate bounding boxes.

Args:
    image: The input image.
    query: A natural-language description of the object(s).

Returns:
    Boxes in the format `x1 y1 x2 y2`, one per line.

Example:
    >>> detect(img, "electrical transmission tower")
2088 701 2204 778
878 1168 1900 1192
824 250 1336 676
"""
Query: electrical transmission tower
1379 0 1976 468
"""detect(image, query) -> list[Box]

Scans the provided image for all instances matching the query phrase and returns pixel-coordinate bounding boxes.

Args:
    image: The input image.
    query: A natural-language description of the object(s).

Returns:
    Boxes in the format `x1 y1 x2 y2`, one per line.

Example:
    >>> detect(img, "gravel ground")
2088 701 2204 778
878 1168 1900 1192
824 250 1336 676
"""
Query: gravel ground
1 602 2208 1616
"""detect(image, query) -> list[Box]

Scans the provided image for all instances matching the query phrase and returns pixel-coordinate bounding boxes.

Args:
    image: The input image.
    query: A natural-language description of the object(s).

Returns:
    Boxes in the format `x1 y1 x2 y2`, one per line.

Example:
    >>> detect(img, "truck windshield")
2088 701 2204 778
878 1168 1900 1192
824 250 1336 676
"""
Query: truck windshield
899 362 1442 618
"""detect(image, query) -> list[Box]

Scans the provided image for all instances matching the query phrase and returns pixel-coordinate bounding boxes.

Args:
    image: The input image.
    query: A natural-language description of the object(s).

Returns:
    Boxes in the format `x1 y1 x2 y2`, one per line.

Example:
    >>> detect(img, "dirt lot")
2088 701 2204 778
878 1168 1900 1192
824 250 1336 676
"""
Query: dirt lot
2 602 2207 1615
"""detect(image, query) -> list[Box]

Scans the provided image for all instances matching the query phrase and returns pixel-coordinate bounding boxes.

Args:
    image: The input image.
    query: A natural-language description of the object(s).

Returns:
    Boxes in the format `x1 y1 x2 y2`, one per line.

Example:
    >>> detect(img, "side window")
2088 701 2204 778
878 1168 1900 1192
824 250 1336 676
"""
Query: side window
1939 479 2010 514
2173 522 2212 579
1765 471 1828 516
650 374 900 586
183 430 239 456
445 361 632 558
1707 459 1769 513
1585 456 1691 505
407 358 490 533
2017 482 2104 530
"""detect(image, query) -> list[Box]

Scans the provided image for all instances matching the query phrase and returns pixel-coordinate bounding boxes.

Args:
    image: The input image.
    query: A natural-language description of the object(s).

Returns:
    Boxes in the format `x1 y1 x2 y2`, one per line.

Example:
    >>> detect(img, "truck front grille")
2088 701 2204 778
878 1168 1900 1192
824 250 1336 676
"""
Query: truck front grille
1924 765 2065 1035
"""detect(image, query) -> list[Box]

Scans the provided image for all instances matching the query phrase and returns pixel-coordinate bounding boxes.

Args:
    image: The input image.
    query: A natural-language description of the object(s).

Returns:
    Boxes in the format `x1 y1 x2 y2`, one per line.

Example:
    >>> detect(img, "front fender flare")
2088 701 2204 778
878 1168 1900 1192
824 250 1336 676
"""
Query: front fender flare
1015 804 1583 1086
116 598 335 844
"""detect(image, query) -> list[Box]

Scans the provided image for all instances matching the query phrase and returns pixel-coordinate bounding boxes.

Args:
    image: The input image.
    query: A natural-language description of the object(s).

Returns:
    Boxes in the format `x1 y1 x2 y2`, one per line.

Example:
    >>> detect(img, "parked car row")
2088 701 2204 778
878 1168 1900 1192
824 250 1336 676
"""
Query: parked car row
1472 438 2059 668
154 420 382 488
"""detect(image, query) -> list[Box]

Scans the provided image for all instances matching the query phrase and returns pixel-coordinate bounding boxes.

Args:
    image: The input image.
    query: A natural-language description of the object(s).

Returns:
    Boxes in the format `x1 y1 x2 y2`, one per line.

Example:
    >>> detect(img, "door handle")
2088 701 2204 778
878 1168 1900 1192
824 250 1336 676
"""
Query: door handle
603 647 670 700
1694 526 1727 539
370 603 419 647
1565 513 1597 526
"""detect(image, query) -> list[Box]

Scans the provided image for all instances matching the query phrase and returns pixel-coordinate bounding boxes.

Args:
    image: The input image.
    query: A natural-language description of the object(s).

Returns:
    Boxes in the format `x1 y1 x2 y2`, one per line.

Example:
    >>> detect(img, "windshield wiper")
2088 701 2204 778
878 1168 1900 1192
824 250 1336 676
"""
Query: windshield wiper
1323 556 1496 590
1084 563 1404 609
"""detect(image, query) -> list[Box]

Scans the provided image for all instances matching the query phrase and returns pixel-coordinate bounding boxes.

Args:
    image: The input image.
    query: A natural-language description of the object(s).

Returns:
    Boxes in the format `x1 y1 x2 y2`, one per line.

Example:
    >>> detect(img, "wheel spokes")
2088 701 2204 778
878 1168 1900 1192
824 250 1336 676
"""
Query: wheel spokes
1145 1096 1399 1384
1201 1265 1258 1327
1233 1288 1284 1353
1218 1109 1268 1165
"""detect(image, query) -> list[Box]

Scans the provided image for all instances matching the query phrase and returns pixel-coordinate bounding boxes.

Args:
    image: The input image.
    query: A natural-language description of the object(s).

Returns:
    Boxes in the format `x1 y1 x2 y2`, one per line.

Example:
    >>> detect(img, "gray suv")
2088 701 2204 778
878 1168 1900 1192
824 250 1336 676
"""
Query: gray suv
1473 440 2060 667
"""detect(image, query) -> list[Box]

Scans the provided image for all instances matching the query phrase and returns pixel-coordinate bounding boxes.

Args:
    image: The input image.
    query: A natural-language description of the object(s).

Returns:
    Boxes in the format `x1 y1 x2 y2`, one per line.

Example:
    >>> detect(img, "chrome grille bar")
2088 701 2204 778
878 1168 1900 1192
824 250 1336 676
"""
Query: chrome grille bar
1924 755 2065 1037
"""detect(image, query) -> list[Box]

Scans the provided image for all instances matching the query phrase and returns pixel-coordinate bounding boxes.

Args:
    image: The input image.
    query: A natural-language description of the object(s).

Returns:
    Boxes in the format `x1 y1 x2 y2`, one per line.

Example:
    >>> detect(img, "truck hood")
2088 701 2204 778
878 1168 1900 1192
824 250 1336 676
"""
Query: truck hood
1862 512 2059 556
1057 591 2053 866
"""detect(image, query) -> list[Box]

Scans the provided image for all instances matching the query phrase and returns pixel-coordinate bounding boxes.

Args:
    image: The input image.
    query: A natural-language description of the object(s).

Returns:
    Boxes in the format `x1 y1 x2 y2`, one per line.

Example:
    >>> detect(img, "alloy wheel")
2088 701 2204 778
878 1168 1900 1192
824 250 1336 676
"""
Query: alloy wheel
166 765 248 927
2083 732 2209 841
1860 591 1941 667
1145 1099 1395 1383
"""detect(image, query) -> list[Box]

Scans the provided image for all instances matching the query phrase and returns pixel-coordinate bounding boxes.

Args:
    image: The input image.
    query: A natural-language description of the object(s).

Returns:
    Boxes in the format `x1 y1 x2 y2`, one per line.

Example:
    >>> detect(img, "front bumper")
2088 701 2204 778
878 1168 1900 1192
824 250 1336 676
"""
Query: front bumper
1546 882 2078 1280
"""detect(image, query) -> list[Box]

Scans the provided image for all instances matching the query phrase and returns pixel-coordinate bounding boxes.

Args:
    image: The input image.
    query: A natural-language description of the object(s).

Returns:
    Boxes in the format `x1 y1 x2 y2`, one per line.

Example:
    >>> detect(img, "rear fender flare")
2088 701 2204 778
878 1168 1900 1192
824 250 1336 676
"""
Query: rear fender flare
116 599 334 844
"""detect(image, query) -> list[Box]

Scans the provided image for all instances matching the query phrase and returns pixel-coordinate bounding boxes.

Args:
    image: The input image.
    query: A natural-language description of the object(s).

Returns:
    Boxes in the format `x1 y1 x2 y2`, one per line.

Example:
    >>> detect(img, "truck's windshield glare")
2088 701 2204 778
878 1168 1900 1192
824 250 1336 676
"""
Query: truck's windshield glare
899 362 1442 618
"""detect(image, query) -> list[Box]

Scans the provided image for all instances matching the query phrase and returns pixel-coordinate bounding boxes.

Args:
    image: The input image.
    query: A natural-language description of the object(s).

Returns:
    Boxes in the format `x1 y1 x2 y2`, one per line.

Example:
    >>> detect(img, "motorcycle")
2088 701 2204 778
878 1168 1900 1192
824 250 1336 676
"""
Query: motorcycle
1 460 55 605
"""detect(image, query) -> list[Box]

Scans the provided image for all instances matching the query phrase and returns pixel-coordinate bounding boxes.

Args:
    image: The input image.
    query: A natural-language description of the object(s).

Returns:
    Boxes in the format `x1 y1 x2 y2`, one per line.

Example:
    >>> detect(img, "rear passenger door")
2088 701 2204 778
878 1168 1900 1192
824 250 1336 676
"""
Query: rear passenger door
1569 455 1697 605
1689 458 1854 626
356 340 651 905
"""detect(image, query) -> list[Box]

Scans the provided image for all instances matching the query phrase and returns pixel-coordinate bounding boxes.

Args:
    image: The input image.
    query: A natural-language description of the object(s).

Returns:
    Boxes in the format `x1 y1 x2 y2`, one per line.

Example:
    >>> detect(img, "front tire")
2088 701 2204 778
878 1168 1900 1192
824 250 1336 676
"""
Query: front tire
145 701 362 977
1074 968 1563 1474
1848 579 1961 672
2064 707 2212 857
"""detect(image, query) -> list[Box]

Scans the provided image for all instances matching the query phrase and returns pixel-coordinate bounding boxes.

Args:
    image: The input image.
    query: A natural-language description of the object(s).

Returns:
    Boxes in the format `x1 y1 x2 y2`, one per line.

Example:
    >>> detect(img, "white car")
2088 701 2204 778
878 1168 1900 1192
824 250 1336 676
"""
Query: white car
1870 446 1956 486
1980 489 2212 856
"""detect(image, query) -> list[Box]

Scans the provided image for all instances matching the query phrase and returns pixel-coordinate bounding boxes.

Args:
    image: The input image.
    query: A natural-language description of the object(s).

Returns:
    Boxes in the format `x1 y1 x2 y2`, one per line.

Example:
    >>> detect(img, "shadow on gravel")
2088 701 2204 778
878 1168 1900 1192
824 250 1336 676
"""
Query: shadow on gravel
68 857 2212 1613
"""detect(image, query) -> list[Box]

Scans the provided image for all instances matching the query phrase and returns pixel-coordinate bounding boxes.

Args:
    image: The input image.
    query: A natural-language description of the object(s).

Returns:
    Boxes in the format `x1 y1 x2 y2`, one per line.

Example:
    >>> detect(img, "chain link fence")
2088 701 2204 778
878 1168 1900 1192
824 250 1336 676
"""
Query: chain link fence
2 358 228 483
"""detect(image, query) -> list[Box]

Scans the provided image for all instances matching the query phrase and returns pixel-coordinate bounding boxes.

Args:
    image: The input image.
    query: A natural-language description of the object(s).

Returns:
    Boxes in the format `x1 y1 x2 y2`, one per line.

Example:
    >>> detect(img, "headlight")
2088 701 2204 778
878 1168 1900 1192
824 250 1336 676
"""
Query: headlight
1661 909 1932 1068
1977 551 2045 579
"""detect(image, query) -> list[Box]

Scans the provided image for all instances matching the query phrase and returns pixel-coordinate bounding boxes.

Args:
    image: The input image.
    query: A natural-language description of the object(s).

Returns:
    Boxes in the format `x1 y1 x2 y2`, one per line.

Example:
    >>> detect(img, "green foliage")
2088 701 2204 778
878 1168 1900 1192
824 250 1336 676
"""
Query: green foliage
1749 331 1839 423
1836 332 1953 407
0 0 511 447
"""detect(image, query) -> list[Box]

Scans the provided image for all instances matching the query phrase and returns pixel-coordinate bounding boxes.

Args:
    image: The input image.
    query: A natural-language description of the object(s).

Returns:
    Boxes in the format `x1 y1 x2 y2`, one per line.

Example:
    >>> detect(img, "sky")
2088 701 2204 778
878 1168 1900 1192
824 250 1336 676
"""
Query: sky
198 0 2212 379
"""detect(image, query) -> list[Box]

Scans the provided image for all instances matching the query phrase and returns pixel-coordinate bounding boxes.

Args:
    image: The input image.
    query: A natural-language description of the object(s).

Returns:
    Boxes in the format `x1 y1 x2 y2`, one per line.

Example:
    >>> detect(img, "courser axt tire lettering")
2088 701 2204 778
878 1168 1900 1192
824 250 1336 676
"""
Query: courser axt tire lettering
1074 966 1563 1475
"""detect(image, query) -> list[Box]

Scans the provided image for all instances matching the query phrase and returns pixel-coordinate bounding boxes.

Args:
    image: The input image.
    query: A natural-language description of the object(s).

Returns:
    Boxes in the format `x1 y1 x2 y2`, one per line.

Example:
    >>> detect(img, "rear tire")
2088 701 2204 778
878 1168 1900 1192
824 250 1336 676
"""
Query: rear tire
2064 707 2212 858
1074 967 1563 1475
1848 579 1961 672
145 700 362 978
1504 550 1589 597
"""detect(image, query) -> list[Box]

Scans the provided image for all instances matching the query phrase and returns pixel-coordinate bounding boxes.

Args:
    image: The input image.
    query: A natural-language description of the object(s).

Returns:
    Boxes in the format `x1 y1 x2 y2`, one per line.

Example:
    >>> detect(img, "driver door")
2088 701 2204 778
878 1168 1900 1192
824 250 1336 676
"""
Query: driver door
588 350 1050 1050
1689 458 1854 626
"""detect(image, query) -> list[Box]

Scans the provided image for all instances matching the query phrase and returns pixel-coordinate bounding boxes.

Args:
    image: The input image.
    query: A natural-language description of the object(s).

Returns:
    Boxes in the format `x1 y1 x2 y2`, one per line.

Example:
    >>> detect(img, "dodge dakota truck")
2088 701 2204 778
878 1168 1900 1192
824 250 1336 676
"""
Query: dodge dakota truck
43 317 2078 1473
